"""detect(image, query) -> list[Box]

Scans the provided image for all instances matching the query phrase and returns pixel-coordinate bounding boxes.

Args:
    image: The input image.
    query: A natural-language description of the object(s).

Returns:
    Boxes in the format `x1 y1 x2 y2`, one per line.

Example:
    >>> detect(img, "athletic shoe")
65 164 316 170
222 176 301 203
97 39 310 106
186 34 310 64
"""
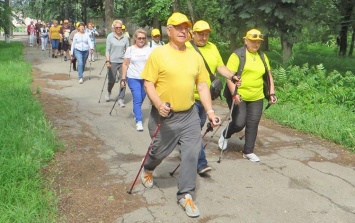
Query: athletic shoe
91 58 95 62
197 165 212 175
141 168 153 188
55 55 57 58
79 78 83 84
64 56 67 61
243 153 260 162
52 54 54 58
105 92 110 102
178 194 200 218
136 121 144 132
218 130 228 150
118 99 125 108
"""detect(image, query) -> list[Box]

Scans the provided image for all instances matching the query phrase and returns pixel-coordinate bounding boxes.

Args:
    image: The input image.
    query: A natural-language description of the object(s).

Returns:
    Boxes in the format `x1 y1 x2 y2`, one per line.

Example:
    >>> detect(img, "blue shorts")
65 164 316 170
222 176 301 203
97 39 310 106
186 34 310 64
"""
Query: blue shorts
51 39 60 49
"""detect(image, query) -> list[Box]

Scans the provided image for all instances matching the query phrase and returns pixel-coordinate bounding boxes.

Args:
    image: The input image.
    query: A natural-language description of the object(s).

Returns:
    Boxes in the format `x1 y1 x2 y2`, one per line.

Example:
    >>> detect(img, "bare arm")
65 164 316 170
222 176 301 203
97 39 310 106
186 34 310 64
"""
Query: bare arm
121 58 130 87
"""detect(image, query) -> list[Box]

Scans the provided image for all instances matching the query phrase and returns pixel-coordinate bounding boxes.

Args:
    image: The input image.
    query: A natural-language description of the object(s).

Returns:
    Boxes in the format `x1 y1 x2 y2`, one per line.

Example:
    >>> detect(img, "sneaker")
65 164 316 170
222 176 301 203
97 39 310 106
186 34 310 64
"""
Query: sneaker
178 194 200 218
243 153 260 162
141 168 153 188
91 58 95 62
52 54 54 58
118 99 125 108
105 92 110 102
79 78 83 84
136 121 144 132
55 55 57 58
64 56 67 61
197 165 212 175
218 130 228 150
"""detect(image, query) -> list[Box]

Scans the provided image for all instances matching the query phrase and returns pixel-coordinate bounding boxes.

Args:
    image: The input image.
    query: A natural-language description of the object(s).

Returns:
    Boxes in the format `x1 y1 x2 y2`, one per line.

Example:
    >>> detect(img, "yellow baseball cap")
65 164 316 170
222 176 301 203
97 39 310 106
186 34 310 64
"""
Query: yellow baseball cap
167 12 192 27
76 22 80 28
193 20 211 32
244 29 264 41
122 25 126 30
151 29 161 36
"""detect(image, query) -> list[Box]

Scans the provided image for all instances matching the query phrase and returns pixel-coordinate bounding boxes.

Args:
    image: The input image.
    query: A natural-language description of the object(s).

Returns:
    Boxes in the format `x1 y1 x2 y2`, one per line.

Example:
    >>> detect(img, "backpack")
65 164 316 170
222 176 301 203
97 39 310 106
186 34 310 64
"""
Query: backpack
223 45 271 107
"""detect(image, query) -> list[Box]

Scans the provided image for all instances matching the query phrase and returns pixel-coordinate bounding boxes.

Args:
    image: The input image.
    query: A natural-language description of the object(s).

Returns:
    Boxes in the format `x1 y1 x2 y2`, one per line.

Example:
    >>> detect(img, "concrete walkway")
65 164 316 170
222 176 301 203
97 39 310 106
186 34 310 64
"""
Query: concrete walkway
16 35 355 223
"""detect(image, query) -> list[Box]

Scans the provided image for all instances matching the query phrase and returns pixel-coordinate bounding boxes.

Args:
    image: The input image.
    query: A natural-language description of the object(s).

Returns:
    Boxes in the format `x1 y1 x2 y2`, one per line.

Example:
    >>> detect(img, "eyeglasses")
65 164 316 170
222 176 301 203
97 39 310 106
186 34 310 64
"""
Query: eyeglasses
115 26 122 29
171 25 190 32
136 37 146 40
247 33 264 39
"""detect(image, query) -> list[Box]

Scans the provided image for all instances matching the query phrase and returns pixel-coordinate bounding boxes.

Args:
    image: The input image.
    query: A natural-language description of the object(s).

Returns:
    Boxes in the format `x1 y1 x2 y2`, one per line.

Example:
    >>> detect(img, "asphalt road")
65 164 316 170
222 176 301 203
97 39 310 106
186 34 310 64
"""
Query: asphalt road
13 35 355 223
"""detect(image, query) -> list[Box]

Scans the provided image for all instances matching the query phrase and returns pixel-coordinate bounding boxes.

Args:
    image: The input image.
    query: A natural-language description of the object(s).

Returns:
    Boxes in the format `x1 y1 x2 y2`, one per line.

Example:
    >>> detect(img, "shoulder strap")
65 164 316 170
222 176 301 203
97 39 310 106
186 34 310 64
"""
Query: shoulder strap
189 40 214 81
149 40 152 48
233 45 247 79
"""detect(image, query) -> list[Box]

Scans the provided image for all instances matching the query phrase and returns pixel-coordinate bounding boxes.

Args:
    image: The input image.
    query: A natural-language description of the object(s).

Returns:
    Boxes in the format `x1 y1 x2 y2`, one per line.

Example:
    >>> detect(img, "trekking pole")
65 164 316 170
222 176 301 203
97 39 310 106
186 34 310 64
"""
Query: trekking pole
127 103 172 194
68 57 72 77
109 86 125 115
217 103 236 164
98 70 108 103
169 121 215 177
98 62 106 75
95 44 99 60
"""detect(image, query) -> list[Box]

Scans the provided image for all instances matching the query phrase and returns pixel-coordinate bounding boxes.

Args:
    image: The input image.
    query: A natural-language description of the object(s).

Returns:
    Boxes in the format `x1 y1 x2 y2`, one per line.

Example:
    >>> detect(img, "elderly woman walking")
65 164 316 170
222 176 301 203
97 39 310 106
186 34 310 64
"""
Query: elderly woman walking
121 29 152 131
219 28 278 162
105 20 130 106
70 22 94 84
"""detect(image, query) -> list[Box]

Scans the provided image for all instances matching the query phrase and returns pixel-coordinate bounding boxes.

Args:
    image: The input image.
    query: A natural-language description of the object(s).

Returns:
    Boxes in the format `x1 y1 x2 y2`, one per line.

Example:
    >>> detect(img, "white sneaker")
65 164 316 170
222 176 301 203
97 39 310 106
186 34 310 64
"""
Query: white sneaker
243 153 260 162
141 168 154 188
136 121 144 131
91 58 95 62
218 130 228 150
79 78 83 84
105 92 110 102
118 99 125 108
178 194 200 218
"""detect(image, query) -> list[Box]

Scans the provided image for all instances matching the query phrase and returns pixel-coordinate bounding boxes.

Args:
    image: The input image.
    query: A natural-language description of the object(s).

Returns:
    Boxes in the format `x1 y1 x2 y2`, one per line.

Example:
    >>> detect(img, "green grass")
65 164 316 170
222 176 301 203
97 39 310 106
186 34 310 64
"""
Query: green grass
0 41 59 222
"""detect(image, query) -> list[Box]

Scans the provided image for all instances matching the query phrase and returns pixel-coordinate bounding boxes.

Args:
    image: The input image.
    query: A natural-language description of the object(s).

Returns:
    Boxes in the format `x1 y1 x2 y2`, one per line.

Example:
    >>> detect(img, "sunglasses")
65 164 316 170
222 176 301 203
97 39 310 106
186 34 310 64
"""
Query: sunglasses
136 37 146 40
115 26 122 29
247 33 264 39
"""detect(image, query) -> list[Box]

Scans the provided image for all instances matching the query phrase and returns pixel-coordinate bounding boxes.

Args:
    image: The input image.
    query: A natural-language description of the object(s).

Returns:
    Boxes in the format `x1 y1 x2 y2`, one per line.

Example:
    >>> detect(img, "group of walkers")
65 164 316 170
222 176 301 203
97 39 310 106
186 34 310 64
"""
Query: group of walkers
30 12 278 218
102 12 278 218
27 19 99 84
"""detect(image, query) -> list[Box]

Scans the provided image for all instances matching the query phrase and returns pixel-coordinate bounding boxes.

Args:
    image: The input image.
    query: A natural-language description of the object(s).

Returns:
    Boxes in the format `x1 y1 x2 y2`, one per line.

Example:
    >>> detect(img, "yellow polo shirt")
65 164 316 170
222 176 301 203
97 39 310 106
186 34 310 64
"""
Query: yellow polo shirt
141 44 208 112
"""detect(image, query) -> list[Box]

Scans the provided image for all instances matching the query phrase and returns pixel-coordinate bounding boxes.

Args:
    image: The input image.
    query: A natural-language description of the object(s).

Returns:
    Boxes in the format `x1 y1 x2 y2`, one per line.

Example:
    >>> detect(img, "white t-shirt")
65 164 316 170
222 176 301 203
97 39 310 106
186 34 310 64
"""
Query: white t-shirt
124 45 152 79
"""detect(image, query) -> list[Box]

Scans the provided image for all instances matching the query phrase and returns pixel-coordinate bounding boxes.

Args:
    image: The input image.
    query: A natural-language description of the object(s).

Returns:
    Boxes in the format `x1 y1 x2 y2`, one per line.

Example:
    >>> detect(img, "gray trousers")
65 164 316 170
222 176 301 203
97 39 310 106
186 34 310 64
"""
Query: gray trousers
107 62 125 99
224 99 263 154
144 106 201 201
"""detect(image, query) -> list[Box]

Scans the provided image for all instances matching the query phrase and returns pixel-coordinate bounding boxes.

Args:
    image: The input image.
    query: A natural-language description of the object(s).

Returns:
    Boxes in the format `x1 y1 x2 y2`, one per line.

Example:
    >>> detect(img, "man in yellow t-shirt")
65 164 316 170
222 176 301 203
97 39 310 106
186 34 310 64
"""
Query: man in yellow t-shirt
140 12 220 218
186 20 238 176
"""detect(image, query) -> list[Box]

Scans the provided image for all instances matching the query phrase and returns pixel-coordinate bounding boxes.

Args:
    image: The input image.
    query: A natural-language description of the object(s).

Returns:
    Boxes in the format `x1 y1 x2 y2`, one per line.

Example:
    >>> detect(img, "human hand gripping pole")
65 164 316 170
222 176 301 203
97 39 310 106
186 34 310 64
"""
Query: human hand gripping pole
127 102 173 194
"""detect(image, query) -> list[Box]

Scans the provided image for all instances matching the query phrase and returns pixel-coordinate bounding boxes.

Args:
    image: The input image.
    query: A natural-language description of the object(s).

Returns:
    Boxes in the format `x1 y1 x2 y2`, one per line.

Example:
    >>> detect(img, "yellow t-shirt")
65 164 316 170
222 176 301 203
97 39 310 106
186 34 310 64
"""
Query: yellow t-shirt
226 50 271 101
186 41 224 100
49 26 61 40
141 44 208 112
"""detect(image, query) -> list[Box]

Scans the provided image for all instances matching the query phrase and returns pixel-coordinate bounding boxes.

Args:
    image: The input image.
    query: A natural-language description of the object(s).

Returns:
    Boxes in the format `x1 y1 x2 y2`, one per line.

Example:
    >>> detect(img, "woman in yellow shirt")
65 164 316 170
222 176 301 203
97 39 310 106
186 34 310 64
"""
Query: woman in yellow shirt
49 20 61 58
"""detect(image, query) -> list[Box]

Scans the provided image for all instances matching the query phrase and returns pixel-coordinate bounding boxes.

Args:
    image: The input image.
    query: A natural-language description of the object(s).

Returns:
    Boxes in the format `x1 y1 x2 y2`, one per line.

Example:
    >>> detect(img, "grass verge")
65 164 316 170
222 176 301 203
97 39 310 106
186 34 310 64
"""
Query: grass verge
0 41 58 222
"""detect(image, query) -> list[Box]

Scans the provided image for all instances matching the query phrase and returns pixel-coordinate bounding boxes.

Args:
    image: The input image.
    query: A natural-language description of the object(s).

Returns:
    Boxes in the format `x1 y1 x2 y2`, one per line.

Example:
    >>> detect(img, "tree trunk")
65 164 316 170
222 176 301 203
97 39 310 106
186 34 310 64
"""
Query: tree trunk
104 0 114 36
4 0 11 43
338 1 353 56
281 37 293 64
348 30 355 56
172 0 179 12
187 1 195 24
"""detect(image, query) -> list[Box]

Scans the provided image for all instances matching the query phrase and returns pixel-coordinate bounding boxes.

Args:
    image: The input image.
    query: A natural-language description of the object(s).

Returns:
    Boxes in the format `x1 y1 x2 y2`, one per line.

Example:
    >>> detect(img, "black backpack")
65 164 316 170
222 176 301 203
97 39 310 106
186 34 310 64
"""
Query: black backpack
223 45 271 107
